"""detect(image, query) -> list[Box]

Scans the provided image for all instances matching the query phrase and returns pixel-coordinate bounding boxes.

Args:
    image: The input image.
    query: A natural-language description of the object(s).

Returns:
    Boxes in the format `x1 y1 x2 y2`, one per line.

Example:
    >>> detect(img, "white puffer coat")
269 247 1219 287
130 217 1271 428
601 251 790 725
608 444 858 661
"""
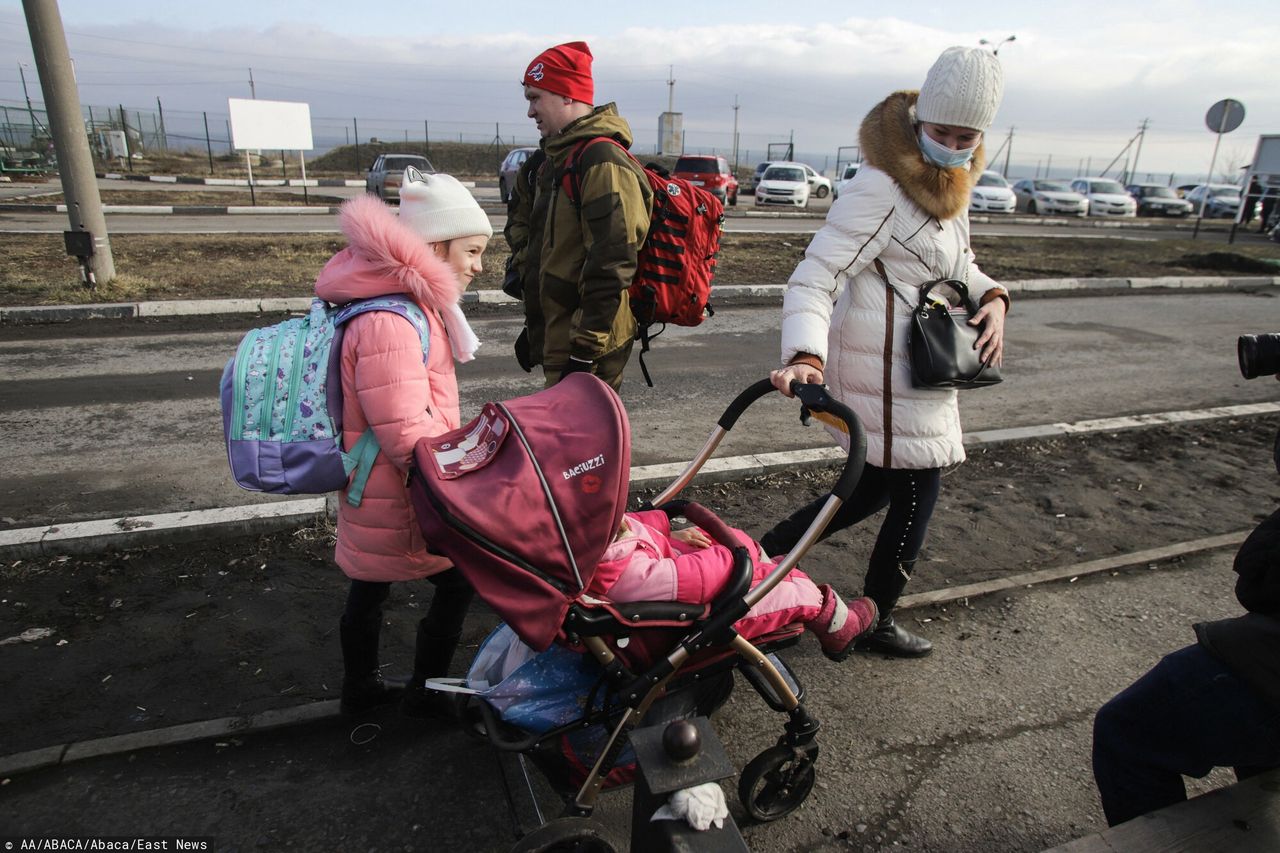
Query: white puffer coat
780 91 1007 469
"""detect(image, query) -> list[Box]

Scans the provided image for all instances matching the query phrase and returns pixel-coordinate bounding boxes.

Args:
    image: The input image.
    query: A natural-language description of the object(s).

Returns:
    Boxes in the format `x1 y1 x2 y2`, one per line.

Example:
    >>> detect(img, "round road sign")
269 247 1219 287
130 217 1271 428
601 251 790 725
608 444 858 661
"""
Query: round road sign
1205 99 1245 134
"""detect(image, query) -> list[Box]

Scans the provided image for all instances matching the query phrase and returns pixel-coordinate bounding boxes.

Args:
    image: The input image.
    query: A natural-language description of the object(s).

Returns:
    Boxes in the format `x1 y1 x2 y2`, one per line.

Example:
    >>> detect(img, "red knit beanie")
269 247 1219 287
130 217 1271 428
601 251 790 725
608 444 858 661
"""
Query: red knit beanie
522 41 594 104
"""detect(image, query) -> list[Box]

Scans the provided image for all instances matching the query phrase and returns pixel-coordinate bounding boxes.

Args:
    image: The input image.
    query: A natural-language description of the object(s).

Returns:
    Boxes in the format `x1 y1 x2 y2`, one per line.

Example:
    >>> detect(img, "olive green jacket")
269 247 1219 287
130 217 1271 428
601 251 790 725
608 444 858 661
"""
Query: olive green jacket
508 104 653 375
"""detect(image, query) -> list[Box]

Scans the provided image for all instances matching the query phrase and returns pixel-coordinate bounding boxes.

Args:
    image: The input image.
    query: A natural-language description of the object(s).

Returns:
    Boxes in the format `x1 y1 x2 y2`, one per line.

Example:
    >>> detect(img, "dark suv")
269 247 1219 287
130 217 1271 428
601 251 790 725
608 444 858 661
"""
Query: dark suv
672 154 738 206
365 153 434 202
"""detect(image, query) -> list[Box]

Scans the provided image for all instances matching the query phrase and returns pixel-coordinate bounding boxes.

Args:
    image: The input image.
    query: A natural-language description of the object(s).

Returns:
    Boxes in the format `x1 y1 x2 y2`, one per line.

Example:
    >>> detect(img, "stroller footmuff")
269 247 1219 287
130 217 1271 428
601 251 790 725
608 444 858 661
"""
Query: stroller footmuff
409 374 867 841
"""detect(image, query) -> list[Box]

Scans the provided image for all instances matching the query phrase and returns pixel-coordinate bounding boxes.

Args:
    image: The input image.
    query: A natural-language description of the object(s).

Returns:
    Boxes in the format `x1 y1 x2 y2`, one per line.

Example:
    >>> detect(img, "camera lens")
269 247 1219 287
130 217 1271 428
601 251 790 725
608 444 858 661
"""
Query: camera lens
1238 333 1280 380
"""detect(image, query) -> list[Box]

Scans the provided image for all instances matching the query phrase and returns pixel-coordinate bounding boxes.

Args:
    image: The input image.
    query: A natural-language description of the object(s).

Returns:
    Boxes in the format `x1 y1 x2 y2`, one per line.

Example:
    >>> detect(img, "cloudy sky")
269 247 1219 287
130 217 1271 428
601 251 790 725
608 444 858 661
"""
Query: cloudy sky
1 0 1276 182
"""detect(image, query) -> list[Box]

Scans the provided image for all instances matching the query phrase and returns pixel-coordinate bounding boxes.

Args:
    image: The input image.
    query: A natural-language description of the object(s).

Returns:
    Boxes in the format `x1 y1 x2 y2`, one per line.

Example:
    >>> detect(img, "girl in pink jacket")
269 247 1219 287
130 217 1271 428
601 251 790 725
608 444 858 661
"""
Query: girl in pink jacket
313 169 492 716
596 510 879 660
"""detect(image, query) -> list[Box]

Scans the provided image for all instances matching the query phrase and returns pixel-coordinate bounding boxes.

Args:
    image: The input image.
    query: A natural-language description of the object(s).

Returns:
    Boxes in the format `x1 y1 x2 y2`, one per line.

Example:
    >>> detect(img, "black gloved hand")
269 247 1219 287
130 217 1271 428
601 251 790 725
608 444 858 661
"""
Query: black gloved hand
558 357 593 382
514 327 533 373
501 255 523 300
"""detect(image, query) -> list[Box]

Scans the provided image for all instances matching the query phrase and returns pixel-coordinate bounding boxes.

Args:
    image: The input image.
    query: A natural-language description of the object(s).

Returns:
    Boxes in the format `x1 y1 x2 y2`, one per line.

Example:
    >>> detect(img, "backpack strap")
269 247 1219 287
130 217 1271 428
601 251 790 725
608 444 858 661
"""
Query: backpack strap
331 295 433 507
559 136 636 209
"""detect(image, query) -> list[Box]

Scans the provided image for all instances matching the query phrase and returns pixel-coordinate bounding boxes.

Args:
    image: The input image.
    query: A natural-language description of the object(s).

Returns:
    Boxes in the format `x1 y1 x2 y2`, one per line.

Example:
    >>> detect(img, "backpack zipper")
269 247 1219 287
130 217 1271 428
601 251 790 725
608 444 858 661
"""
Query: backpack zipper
231 328 260 438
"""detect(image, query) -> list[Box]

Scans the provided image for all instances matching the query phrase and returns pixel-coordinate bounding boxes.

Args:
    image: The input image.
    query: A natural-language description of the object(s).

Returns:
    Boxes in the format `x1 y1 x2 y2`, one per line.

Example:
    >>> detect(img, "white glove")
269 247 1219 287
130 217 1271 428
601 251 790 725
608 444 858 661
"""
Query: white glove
650 782 729 831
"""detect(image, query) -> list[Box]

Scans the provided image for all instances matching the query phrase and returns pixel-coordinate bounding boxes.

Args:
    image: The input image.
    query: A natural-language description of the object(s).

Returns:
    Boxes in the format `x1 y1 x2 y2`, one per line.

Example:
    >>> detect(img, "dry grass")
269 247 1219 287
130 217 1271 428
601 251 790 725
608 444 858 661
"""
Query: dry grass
0 231 1276 306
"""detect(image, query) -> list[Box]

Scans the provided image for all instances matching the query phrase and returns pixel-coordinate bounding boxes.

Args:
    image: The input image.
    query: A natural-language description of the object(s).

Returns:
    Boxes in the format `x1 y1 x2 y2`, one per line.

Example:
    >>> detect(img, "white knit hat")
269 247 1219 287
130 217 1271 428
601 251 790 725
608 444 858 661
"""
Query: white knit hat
916 46 1004 130
398 168 493 242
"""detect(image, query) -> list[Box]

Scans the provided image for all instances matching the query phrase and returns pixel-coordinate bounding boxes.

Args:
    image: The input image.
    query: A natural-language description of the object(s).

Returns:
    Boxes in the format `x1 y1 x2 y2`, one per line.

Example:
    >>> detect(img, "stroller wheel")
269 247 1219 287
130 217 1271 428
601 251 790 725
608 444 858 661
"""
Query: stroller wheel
738 744 817 822
508 817 617 853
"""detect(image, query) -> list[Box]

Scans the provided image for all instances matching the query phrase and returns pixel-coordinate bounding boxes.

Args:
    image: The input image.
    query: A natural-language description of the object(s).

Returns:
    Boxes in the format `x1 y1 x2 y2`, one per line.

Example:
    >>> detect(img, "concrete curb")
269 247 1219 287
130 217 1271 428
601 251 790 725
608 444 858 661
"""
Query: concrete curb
0 529 1250 778
4 402 1276 560
3 278 1279 325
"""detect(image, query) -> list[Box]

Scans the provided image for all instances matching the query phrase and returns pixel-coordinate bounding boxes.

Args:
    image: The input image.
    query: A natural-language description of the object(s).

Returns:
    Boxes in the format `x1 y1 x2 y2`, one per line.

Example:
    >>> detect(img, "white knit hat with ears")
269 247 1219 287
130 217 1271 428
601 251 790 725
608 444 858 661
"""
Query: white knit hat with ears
397 167 493 242
916 46 1004 131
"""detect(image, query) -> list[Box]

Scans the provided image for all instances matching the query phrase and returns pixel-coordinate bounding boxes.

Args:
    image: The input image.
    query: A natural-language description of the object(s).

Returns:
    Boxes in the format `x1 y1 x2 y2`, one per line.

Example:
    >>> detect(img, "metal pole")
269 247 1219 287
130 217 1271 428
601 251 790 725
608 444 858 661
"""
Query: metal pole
300 150 309 205
731 95 740 172
19 62 38 142
22 0 115 284
156 96 167 152
1004 126 1013 178
203 111 213 174
354 117 360 175
1193 109 1231 240
118 104 132 172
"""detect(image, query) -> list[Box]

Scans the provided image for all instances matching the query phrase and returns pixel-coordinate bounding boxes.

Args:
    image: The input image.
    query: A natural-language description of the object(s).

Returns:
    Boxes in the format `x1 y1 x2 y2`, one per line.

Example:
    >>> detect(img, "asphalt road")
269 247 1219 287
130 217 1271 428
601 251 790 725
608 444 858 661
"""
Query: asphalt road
1 176 1257 241
2 291 1278 529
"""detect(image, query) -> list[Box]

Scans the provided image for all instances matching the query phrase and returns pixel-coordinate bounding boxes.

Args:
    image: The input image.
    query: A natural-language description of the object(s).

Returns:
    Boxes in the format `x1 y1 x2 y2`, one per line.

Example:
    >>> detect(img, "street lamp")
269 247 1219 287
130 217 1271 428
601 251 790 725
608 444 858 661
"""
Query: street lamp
979 35 1017 55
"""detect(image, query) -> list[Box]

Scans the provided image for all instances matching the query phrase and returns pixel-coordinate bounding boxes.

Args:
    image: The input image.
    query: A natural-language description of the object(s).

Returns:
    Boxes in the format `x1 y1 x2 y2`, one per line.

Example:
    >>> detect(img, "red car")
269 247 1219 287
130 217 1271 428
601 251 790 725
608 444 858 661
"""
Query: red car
672 154 738 206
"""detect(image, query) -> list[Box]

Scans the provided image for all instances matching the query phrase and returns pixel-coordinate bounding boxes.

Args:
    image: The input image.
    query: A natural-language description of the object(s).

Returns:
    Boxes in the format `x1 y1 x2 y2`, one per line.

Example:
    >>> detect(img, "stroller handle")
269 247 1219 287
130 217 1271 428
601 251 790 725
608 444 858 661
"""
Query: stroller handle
648 378 866 508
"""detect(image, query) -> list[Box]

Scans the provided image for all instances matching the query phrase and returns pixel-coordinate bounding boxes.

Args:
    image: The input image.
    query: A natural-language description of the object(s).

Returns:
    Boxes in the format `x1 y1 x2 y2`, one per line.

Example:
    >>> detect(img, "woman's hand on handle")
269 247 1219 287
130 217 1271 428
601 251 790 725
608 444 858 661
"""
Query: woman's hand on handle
770 362 824 397
970 297 1007 367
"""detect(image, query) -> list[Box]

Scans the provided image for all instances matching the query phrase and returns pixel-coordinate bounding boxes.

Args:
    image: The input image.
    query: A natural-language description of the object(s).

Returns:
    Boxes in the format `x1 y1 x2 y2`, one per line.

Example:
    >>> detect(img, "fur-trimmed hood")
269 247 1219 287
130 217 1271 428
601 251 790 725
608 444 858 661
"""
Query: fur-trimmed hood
858 90 985 221
314 194 462 311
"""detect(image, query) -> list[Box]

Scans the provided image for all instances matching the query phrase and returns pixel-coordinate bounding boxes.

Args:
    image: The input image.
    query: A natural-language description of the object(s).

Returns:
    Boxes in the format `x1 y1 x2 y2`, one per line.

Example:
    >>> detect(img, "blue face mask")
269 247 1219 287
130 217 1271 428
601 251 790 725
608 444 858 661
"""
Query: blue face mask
918 128 977 169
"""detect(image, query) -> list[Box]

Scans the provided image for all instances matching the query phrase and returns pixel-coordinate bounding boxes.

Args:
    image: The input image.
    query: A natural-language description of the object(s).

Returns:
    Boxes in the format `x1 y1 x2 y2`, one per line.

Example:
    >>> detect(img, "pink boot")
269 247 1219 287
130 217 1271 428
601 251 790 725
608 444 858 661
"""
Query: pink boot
810 585 878 662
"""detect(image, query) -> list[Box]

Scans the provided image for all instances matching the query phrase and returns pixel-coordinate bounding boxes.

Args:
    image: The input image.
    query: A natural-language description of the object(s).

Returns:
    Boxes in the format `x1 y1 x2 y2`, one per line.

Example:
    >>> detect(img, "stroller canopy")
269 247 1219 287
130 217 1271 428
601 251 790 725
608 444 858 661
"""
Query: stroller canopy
410 373 631 651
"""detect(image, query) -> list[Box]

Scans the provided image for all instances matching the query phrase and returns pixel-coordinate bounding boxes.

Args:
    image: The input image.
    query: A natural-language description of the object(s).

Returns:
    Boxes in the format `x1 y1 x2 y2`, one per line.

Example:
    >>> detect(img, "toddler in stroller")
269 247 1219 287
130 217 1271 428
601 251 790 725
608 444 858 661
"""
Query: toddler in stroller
409 372 874 843
600 509 878 661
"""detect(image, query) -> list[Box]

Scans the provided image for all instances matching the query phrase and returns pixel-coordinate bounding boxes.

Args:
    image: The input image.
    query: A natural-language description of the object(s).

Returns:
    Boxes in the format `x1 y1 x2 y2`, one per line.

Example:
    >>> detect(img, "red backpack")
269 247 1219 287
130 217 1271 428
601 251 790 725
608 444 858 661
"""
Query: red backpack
561 137 724 386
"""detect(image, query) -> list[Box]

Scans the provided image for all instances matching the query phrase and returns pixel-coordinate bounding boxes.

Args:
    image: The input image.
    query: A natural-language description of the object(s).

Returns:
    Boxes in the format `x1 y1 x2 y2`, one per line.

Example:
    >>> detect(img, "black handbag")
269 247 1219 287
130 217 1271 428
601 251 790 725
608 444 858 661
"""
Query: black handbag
874 259 1003 390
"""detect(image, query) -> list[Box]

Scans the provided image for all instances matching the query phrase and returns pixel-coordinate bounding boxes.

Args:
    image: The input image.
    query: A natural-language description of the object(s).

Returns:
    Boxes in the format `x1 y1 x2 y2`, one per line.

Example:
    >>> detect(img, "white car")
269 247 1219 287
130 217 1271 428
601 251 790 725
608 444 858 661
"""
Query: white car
1071 177 1137 218
801 164 833 199
1012 179 1088 216
969 171 1016 214
755 163 810 208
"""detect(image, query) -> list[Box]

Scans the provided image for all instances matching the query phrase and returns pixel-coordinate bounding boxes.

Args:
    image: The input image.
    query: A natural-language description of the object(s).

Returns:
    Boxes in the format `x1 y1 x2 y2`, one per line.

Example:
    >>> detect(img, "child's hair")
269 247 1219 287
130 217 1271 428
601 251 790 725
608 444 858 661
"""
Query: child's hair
614 516 631 541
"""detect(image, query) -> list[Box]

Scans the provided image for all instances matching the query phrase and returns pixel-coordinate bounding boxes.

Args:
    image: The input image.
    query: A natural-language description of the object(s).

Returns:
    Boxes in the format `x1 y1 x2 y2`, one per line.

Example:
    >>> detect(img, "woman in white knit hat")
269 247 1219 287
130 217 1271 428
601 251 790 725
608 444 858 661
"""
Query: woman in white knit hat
313 167 493 715
762 46 1010 658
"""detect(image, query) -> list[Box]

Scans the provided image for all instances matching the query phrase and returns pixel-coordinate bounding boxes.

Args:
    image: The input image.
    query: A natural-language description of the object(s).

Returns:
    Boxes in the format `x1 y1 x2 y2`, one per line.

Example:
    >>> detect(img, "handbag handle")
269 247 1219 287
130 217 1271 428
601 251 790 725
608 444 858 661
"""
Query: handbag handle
873 259 981 318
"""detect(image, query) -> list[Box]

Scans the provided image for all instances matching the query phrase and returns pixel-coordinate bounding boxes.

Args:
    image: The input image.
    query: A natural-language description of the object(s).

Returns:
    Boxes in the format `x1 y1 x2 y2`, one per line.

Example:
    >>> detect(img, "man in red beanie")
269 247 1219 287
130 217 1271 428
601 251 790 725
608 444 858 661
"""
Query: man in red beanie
504 40 653 390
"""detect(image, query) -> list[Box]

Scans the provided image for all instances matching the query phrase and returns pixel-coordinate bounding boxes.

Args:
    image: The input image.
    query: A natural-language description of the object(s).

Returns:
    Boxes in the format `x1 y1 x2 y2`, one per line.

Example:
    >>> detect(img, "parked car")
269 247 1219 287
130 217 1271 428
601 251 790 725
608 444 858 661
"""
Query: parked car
834 163 861 199
1070 177 1137 217
1011 179 1088 216
672 154 739 206
754 163 810 208
1184 184 1243 218
749 161 773 192
498 147 538 204
969 171 1016 214
1126 183 1193 217
365 153 434 202
1175 183 1200 198
800 164 833 199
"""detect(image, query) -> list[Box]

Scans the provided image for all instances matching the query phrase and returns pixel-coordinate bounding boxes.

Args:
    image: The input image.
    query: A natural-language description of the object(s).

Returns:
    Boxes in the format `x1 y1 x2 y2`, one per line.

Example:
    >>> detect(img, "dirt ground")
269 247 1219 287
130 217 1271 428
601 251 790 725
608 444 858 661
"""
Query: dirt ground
3 413 1277 757
1 230 1277 306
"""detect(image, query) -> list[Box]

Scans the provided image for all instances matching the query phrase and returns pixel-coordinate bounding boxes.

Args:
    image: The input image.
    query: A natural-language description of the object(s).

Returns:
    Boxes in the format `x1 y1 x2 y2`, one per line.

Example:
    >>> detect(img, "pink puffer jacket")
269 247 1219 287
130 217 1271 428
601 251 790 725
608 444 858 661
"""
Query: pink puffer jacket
314 195 466 581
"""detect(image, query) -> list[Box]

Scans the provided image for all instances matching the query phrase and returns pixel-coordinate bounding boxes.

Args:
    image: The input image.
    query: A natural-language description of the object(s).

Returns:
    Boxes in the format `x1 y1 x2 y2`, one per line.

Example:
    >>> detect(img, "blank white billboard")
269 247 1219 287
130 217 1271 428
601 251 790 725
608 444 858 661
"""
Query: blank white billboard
228 98 314 151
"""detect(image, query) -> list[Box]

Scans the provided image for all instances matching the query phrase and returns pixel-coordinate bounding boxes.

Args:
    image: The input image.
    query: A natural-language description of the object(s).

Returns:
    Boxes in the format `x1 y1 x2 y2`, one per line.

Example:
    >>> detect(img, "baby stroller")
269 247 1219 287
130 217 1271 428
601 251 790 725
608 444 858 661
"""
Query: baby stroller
408 373 867 850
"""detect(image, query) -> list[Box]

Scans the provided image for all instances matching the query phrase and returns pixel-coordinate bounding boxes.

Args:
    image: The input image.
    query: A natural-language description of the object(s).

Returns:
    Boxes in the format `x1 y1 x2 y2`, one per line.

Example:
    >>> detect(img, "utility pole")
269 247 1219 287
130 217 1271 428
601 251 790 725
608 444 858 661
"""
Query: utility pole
155 95 167 152
666 66 675 114
1003 126 1014 177
731 95 740 172
248 67 256 99
1129 118 1149 185
22 0 115 285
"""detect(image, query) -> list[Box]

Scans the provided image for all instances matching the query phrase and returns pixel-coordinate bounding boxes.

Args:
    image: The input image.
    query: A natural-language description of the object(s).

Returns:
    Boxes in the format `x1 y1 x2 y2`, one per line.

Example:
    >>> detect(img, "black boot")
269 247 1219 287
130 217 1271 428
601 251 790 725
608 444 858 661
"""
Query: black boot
339 616 405 715
855 613 933 658
855 559 932 658
402 622 463 721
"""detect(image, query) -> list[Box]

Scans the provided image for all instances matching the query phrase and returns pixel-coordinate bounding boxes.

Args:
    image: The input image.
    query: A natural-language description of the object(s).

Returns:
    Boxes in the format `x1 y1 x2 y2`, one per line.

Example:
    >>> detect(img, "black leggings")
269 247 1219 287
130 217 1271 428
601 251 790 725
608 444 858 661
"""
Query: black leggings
759 463 942 614
343 568 475 640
